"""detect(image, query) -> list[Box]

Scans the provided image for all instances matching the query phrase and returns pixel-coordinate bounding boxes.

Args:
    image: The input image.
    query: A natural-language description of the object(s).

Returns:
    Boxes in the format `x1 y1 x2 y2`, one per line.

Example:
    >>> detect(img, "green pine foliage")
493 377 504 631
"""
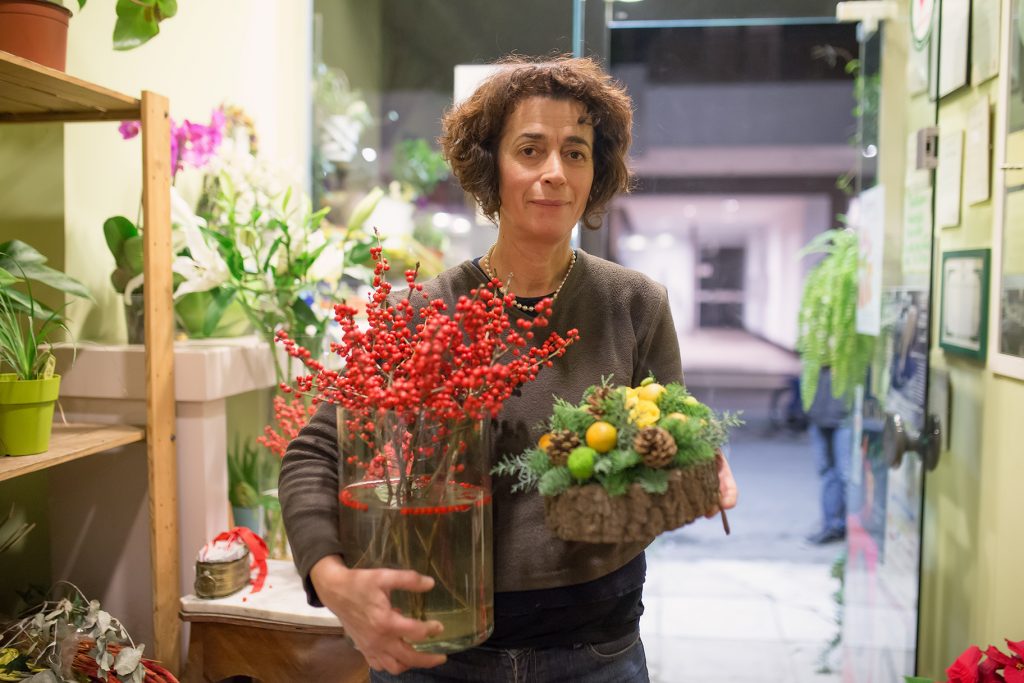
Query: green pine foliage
538 466 572 496
492 447 551 493
550 397 596 434
597 470 631 497
637 468 669 494
674 441 715 468
609 449 641 472
797 228 874 411
659 383 711 418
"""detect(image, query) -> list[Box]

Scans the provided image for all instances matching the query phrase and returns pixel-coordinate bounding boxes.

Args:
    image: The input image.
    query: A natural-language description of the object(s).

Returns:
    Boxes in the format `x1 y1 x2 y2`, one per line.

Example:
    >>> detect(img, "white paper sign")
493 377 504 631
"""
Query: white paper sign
936 130 964 228
938 0 970 98
964 99 991 205
857 186 885 335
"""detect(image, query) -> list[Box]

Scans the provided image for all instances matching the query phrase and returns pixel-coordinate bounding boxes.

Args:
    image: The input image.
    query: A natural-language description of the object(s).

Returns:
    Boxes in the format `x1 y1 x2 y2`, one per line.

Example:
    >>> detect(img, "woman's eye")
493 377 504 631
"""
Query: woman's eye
567 150 587 161
521 147 537 157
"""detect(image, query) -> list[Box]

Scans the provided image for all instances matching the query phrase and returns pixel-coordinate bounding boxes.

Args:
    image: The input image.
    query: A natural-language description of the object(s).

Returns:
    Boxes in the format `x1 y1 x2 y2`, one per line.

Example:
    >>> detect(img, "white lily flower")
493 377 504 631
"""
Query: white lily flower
171 221 231 299
308 240 346 282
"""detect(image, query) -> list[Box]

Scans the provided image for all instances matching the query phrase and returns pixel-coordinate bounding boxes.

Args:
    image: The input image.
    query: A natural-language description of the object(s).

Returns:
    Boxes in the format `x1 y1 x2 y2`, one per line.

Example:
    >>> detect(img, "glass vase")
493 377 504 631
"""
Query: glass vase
336 406 493 653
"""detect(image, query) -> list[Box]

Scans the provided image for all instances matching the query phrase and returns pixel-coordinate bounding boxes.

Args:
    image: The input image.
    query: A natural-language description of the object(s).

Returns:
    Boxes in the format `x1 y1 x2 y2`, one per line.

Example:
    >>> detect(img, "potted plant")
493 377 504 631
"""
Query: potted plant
0 240 91 456
0 0 177 72
226 436 278 537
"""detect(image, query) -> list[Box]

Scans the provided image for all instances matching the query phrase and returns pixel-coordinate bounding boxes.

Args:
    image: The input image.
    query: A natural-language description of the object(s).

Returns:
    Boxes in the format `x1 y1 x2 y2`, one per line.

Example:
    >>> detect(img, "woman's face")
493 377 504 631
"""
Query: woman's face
496 96 595 245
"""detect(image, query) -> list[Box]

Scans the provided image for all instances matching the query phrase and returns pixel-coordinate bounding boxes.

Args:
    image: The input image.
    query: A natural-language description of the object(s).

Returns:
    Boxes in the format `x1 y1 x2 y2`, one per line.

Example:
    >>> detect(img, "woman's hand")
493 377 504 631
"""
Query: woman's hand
705 450 738 518
310 555 447 675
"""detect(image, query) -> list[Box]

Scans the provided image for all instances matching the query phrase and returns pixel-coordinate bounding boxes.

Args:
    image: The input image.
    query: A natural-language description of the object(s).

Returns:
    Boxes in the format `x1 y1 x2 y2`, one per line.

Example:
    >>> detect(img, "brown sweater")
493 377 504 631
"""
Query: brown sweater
279 249 683 601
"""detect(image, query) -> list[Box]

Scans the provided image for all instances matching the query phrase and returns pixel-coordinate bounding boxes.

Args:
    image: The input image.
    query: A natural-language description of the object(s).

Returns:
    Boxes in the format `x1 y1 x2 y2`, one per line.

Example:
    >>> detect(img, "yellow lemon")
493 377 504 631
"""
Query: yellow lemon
630 400 661 428
665 412 689 423
538 432 553 452
585 421 618 453
637 382 666 403
624 387 639 408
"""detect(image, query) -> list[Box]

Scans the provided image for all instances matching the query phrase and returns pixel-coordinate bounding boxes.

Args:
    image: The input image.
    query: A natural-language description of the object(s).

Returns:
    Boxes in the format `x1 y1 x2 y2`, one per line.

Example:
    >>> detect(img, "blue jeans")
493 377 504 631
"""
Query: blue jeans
809 423 852 534
369 630 649 682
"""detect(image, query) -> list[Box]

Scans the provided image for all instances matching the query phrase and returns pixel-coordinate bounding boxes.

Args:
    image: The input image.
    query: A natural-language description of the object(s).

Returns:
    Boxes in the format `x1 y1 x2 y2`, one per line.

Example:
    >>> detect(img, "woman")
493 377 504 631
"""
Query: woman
279 56 738 682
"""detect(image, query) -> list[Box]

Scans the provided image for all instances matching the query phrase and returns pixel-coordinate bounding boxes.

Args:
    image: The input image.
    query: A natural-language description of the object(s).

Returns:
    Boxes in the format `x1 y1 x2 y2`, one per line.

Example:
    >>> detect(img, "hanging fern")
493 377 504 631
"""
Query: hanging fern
797 228 874 411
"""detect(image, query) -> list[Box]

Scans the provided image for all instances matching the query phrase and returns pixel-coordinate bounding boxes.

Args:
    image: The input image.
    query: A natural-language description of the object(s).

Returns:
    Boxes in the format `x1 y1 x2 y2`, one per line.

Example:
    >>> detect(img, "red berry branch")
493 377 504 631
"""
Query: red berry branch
266 244 579 465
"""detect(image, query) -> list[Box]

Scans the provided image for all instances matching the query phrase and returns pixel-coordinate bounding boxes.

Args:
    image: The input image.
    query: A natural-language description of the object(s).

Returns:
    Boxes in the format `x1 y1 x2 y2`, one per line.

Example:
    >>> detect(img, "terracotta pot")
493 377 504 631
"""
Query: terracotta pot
0 0 72 72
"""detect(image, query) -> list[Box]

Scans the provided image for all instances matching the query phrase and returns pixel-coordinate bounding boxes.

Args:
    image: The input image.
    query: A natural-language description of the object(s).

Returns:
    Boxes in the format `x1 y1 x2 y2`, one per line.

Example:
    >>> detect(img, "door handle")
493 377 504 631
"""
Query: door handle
882 412 942 471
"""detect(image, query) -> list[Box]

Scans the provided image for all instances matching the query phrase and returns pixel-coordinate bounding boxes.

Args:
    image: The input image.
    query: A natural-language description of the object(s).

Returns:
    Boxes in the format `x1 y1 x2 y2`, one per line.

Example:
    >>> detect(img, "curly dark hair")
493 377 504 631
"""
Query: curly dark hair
439 55 633 230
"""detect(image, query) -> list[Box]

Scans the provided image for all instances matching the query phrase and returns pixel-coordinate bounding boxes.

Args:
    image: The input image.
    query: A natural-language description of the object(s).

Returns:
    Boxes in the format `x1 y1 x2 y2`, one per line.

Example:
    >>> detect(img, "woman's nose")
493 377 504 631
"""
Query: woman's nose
541 152 566 184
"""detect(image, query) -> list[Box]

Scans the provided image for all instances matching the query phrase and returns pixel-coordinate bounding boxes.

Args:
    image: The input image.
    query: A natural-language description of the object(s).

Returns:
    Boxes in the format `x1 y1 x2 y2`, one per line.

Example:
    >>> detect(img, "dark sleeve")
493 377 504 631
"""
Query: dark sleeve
278 400 342 607
632 283 684 387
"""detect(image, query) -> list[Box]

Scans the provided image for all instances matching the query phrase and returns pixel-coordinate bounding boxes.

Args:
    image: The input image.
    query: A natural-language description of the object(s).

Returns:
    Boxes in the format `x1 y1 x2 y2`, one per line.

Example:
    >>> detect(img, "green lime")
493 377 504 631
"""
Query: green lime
683 396 700 407
567 446 597 481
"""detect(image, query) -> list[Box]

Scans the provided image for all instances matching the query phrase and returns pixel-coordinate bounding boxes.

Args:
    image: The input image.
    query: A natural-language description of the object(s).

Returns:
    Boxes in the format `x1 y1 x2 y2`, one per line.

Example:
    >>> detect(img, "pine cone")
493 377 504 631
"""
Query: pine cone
634 427 678 468
586 386 613 416
548 429 581 467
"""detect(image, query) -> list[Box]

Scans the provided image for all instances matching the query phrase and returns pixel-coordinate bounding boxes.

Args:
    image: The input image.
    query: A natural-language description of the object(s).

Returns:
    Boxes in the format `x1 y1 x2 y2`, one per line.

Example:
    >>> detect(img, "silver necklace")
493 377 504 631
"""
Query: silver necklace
480 245 577 313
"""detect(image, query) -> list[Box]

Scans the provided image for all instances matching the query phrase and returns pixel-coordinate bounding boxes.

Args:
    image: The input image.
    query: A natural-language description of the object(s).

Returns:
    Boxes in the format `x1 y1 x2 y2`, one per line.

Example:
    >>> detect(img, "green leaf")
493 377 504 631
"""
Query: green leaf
102 216 138 267
347 187 384 232
0 240 92 301
124 235 144 275
201 288 235 338
289 298 322 337
347 241 373 267
155 0 177 19
0 266 19 288
113 0 160 50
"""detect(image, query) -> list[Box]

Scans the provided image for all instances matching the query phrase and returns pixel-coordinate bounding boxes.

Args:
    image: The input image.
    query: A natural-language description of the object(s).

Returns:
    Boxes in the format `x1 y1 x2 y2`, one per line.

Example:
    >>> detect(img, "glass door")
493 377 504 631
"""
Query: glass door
843 2 940 680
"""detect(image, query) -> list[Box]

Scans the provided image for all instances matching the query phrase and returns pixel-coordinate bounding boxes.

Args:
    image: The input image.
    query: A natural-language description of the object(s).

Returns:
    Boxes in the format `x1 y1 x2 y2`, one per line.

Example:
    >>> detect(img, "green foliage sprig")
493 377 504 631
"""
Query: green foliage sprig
797 228 874 411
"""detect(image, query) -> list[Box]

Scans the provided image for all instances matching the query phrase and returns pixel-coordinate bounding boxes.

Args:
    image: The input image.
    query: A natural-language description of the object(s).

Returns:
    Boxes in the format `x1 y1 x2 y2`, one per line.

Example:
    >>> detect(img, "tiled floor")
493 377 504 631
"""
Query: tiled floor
636 424 845 683
641 556 841 683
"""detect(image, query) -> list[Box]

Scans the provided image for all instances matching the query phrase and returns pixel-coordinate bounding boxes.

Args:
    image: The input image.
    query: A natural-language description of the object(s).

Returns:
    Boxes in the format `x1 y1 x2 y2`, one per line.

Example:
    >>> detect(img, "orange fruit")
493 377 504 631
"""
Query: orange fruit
637 382 666 403
538 432 553 452
585 421 618 453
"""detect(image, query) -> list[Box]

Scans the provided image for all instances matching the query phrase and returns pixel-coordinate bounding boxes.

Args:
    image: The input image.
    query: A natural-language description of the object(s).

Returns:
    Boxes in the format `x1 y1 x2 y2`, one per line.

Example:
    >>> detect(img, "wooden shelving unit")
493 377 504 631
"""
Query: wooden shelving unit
0 423 145 481
0 50 180 671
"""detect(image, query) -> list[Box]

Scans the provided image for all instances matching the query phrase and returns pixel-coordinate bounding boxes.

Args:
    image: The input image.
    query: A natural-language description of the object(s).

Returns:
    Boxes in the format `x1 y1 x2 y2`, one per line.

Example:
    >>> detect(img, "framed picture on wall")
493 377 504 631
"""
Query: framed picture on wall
940 250 991 360
991 0 1024 379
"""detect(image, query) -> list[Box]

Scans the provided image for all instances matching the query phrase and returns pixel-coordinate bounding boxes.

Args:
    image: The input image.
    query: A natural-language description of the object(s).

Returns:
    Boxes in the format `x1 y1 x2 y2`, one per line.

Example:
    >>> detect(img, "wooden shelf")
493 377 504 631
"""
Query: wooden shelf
0 423 145 481
0 50 140 122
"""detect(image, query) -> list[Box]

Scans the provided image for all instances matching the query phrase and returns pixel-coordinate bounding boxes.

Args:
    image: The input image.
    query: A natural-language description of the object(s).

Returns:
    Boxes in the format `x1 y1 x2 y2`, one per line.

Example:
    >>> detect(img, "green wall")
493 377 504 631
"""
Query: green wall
917 23 1024 676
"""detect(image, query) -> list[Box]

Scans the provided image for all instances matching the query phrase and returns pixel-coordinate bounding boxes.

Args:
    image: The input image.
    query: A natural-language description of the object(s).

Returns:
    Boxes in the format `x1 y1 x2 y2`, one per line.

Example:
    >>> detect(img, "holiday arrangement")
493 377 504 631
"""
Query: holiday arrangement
0 584 176 683
494 377 741 543
271 247 578 652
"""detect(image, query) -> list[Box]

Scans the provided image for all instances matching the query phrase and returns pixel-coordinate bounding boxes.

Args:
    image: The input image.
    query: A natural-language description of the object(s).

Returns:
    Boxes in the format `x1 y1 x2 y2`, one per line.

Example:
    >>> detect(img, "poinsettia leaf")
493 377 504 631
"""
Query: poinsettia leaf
1007 640 1024 659
1004 664 1024 683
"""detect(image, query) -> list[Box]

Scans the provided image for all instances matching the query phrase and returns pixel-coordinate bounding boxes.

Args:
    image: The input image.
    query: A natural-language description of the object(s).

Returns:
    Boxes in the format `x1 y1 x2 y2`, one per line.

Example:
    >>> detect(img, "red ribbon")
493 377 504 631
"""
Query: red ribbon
212 526 269 593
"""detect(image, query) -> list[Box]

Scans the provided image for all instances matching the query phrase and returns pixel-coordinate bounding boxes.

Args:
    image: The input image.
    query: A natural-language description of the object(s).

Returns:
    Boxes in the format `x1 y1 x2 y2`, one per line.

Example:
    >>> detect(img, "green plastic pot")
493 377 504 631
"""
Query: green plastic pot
0 373 61 456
